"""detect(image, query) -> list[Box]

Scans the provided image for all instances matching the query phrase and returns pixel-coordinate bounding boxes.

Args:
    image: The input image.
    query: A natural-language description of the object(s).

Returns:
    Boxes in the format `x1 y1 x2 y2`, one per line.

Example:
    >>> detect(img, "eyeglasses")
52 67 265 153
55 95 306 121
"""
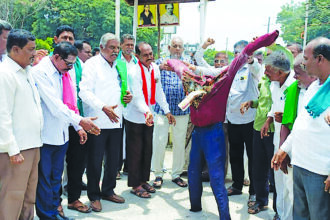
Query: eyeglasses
62 58 76 67
214 59 225 64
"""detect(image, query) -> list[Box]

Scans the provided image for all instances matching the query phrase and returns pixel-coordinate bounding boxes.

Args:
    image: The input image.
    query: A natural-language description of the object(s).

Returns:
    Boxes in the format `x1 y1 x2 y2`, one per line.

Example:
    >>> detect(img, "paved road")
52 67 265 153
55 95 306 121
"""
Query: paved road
34 150 275 220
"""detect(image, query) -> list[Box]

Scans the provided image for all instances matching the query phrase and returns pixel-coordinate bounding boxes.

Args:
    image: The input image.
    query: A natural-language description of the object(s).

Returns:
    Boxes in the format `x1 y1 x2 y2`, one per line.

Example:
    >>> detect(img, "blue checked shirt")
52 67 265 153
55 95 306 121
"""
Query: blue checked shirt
154 57 190 116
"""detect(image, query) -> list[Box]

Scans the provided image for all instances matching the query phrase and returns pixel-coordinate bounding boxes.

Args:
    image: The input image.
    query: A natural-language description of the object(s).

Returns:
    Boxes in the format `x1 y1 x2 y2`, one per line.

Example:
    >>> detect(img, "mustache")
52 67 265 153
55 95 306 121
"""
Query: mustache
112 53 119 56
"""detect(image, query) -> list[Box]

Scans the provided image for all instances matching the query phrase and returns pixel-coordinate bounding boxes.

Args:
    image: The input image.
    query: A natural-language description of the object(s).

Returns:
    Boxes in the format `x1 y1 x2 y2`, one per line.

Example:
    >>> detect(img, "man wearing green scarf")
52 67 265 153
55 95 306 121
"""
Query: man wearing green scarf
272 37 330 220
279 54 316 173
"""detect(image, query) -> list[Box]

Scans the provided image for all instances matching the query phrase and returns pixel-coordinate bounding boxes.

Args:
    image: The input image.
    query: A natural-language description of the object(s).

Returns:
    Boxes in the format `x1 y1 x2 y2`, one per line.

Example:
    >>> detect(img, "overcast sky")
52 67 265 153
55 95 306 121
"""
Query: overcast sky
176 0 304 51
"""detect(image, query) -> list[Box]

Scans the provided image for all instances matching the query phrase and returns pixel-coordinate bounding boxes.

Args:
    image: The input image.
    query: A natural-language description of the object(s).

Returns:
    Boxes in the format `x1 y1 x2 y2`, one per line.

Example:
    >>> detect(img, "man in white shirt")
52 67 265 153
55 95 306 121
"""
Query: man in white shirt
272 37 330 220
79 33 132 212
125 42 175 198
117 34 139 178
160 3 179 24
226 40 261 207
75 40 92 63
0 20 12 63
32 42 100 220
194 37 228 69
261 51 295 220
0 29 42 220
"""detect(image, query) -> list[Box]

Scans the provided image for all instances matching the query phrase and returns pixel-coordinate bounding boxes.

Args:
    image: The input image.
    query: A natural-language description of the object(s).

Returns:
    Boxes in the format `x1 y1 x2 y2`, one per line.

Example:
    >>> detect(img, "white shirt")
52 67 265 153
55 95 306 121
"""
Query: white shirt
226 59 261 124
0 57 43 156
0 54 7 63
32 56 83 145
268 72 295 148
124 62 170 124
194 47 212 68
79 54 123 129
281 80 330 175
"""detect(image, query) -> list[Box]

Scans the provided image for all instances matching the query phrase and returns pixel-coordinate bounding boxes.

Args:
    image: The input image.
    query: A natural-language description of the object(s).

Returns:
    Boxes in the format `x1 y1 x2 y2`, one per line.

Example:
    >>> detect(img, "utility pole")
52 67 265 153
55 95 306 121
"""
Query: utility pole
199 0 208 44
115 0 120 39
303 0 309 50
133 0 138 40
267 17 270 33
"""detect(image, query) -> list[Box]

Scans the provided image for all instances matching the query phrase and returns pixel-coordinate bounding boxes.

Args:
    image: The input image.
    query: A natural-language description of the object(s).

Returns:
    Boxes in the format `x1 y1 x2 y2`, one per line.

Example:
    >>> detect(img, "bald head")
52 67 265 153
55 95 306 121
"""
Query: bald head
169 36 184 59
303 37 330 83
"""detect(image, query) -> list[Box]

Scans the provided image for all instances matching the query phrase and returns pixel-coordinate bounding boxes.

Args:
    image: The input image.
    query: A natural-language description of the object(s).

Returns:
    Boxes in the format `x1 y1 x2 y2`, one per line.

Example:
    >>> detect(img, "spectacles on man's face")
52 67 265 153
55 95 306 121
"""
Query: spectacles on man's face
61 57 76 67
214 59 225 64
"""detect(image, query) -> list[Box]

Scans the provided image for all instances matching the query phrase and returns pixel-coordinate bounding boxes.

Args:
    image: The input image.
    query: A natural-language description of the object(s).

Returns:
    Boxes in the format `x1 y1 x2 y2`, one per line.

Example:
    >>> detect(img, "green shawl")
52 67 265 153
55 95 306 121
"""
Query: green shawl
282 80 300 130
74 58 84 116
115 59 128 107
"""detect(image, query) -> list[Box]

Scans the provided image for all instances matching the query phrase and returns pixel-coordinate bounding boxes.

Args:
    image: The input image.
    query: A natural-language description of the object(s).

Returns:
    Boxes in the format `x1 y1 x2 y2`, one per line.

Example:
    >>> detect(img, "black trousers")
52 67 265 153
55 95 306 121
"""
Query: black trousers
66 126 88 204
87 128 122 201
252 129 277 211
228 121 255 195
125 120 153 187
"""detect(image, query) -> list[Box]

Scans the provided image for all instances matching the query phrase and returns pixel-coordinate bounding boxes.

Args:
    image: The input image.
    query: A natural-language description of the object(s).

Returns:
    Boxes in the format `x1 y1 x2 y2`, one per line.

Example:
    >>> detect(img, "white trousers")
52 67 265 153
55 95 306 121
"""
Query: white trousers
274 152 294 220
151 114 189 179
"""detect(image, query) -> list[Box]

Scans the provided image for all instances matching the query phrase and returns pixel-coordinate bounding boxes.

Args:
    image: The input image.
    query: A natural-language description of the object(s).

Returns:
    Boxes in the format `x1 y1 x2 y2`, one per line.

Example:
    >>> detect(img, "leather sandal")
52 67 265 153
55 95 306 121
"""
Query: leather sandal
153 177 163 188
130 188 151 198
172 177 188 187
142 183 156 193
227 186 242 196
248 203 267 214
68 200 91 213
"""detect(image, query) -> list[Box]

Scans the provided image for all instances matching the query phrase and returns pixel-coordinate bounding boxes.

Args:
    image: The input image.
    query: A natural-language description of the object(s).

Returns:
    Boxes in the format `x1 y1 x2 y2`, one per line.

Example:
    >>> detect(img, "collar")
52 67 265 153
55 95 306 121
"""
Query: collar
5 56 26 73
118 51 138 64
100 53 117 68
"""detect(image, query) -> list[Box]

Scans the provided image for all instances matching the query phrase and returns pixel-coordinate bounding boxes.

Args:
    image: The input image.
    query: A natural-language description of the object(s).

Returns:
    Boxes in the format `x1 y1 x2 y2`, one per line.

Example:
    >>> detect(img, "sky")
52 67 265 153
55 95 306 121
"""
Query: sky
175 0 305 51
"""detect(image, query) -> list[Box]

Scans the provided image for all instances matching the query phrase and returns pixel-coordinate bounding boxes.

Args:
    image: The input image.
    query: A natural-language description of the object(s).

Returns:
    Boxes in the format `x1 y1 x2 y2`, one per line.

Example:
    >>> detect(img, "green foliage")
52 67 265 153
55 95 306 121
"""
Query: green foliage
35 37 54 51
277 0 330 44
2 0 160 50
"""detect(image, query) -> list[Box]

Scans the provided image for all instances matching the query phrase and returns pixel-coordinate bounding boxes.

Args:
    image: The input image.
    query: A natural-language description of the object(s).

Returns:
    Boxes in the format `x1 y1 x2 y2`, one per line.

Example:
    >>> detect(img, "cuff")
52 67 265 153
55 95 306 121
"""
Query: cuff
8 141 20 157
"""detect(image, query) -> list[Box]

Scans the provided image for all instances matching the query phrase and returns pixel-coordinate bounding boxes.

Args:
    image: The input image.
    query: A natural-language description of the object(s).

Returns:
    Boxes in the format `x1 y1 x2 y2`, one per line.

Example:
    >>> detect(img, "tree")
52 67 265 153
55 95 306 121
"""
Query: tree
277 0 330 44
2 0 160 50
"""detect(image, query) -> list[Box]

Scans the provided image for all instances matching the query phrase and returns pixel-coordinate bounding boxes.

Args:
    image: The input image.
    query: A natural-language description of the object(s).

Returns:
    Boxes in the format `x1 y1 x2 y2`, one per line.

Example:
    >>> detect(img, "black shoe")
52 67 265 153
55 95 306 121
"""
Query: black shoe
55 214 75 220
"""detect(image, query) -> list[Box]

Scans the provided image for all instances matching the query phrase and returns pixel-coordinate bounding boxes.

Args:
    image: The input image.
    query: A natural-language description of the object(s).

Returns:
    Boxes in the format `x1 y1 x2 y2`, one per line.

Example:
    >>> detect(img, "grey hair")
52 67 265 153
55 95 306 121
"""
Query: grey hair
0 20 12 35
264 51 291 73
120 34 135 44
100 33 119 47
170 36 183 45
294 53 304 67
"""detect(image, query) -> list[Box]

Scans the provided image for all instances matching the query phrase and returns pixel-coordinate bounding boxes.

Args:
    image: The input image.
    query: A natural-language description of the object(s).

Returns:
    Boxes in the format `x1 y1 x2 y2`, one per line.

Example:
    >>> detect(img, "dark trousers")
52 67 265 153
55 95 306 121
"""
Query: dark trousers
293 166 330 220
228 121 255 195
252 130 276 210
66 126 88 204
36 143 68 220
87 128 122 201
188 122 230 220
125 120 153 187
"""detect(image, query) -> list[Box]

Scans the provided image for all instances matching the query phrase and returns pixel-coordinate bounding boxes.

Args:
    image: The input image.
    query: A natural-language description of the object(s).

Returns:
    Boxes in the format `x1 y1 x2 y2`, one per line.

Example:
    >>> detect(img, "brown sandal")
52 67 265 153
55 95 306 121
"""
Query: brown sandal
172 177 188 187
68 200 92 213
142 183 156 193
130 188 151 198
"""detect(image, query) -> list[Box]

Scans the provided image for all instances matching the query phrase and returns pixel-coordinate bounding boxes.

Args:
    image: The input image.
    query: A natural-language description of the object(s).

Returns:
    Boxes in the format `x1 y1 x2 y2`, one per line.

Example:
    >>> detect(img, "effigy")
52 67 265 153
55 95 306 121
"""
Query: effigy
167 30 279 127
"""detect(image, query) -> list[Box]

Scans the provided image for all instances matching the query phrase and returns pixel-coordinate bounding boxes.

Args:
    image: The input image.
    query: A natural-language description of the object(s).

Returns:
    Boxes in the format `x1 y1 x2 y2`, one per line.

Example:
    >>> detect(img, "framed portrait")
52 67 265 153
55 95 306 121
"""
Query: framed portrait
138 4 157 27
159 3 179 26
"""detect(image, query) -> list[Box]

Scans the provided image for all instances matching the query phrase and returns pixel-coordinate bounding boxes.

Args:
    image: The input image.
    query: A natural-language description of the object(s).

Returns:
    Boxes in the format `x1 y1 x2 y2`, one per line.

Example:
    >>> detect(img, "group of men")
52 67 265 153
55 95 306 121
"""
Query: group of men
0 18 329 220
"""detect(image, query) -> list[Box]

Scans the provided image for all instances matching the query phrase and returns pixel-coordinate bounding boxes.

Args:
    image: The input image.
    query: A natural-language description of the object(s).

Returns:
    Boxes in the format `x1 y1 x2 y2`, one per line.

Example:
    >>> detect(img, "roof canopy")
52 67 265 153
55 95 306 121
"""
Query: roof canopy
124 0 215 6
